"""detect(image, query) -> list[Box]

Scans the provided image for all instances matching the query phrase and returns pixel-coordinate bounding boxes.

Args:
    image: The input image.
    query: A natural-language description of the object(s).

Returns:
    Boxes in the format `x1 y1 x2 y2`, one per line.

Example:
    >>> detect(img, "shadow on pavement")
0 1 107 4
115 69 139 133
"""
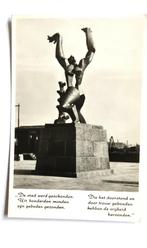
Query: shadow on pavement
103 179 139 185
14 169 36 175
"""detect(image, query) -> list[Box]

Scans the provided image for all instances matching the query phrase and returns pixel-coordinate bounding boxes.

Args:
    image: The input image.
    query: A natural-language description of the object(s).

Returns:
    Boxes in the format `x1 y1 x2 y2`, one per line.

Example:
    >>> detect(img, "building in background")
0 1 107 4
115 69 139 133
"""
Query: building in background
108 136 139 163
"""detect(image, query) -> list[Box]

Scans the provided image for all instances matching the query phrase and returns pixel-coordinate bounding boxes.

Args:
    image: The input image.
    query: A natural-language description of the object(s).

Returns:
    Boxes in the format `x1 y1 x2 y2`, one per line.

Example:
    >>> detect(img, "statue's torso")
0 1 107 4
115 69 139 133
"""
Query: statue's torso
65 64 84 88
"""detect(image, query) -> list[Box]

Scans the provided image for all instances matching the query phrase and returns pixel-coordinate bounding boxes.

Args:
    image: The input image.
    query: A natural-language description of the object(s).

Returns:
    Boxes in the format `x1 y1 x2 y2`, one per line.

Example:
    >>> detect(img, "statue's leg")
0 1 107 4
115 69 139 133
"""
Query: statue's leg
78 112 86 123
71 105 80 123
76 94 86 123
82 28 96 52
58 104 79 123
54 105 69 124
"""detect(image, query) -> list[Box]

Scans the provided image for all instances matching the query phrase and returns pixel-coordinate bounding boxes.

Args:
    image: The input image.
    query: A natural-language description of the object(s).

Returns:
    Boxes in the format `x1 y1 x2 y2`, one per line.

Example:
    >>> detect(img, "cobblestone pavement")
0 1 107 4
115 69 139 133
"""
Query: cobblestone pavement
13 161 139 192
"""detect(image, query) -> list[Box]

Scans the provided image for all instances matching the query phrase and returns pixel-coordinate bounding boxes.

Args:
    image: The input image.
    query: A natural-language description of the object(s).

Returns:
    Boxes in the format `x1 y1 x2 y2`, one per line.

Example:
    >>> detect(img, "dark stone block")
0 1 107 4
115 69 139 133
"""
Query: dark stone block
45 123 76 140
38 139 49 155
76 140 94 156
65 140 76 156
48 140 65 156
76 157 97 172
56 157 76 172
36 157 56 171
36 123 110 177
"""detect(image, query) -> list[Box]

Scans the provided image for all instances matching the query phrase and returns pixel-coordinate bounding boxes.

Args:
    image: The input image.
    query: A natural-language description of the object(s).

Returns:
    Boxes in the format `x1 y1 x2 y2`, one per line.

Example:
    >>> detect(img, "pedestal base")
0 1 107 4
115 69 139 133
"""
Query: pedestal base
35 123 110 177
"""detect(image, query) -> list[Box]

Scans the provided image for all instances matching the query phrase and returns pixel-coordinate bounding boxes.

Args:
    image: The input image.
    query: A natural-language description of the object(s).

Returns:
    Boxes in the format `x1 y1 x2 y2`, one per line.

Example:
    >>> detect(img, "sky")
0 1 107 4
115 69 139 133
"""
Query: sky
14 17 145 144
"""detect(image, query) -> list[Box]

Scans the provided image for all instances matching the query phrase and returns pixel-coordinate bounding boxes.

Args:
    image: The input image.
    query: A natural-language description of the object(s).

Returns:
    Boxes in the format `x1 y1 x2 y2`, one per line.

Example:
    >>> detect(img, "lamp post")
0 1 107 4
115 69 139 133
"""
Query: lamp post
15 104 20 160
15 103 20 127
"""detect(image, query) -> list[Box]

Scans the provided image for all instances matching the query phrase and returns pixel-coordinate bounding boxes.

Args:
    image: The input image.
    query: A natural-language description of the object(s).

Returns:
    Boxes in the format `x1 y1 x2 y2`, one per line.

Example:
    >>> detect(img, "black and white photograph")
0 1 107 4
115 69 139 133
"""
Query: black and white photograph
12 17 144 190
1 0 147 246
8 16 145 221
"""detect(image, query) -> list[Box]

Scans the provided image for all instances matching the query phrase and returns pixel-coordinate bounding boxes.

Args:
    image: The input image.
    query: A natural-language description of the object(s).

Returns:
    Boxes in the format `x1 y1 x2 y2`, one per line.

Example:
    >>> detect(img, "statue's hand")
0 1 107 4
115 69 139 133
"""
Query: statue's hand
47 33 59 43
47 36 56 43
81 27 91 33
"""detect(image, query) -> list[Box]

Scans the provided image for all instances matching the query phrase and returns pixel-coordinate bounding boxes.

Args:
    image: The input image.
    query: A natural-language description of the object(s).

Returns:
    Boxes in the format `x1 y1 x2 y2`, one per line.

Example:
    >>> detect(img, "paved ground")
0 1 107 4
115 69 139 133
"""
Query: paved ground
13 161 139 192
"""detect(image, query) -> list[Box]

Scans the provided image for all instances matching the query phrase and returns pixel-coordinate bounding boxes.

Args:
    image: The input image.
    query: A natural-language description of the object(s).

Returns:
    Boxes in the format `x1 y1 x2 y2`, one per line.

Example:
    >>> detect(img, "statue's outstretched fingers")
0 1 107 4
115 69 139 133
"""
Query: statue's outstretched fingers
47 33 59 43
81 27 92 33
81 27 88 32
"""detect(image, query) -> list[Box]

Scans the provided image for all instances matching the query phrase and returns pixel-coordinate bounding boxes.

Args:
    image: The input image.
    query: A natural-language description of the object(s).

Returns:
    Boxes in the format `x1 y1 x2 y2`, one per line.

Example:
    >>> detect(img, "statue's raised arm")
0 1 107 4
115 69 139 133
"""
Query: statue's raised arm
79 28 96 70
47 33 68 69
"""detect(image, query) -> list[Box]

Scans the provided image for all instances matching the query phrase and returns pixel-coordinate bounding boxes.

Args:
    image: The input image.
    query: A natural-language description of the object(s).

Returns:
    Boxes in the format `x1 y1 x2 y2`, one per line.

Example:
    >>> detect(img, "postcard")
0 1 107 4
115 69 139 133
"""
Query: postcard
8 16 145 221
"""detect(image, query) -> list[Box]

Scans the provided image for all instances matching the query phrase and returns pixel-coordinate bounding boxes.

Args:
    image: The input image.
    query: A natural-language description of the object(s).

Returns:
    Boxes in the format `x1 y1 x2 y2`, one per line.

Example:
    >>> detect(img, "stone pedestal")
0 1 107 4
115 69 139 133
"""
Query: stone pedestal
35 123 110 177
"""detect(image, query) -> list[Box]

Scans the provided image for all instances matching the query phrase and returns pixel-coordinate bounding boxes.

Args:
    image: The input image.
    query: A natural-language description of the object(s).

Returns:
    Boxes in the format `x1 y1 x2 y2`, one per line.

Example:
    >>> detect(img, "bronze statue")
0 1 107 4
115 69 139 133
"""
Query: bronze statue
47 28 96 123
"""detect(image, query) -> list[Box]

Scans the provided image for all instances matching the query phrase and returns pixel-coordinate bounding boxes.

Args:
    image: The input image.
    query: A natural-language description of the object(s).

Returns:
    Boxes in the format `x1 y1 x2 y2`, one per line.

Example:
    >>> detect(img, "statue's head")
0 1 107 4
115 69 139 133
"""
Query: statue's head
68 55 76 65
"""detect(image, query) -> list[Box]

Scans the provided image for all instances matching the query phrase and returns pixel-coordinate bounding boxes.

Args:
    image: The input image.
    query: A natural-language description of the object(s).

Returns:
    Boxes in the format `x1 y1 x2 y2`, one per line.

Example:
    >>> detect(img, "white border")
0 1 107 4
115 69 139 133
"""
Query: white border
1 1 147 248
8 15 145 223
